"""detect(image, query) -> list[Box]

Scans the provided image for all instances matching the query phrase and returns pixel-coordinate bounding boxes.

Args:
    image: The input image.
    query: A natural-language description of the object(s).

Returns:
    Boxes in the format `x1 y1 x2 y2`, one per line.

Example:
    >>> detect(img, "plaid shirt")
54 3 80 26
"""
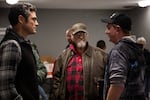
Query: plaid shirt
0 40 22 99
66 45 84 100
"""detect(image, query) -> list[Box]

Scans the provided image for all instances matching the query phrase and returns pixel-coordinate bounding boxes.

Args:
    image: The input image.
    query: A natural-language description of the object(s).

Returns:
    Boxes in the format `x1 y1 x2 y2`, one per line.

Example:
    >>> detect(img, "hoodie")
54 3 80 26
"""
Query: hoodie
104 37 146 99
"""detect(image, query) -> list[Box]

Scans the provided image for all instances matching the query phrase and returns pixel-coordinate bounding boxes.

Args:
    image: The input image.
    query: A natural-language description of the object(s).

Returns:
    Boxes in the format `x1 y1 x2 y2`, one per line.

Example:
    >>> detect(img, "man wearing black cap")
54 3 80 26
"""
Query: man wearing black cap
102 13 146 100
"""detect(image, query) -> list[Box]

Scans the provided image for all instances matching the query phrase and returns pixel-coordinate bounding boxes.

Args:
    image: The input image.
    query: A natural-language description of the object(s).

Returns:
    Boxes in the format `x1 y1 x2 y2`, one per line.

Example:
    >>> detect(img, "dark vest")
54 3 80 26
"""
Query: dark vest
1 29 39 100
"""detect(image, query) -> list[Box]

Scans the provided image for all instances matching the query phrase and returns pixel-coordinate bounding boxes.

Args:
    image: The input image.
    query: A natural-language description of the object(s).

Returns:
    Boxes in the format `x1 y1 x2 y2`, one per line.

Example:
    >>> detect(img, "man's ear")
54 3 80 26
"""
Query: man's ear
116 25 121 32
18 15 25 24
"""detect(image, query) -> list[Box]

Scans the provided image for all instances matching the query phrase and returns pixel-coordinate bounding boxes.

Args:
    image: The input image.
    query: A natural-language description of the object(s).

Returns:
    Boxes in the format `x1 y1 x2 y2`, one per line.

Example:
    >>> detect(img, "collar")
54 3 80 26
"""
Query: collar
69 43 92 57
6 26 30 44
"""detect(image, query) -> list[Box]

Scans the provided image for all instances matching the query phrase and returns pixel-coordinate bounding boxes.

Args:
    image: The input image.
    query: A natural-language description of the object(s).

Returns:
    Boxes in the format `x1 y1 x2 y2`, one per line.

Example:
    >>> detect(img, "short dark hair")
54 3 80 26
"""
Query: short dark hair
8 2 37 26
96 40 106 49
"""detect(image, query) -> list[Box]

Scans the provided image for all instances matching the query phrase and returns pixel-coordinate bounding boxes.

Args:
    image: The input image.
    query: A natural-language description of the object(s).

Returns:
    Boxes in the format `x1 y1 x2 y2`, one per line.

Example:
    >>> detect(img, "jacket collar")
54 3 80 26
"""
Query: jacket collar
69 43 92 57
6 26 30 44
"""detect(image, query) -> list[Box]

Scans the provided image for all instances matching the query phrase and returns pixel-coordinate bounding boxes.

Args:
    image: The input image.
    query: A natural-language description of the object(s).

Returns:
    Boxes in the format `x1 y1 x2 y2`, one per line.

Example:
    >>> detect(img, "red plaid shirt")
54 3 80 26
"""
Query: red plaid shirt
66 44 84 100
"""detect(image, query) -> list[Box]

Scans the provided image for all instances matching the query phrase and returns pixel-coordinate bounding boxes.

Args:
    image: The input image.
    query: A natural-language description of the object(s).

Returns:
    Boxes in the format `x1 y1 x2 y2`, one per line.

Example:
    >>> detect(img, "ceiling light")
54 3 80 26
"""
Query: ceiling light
6 0 19 5
138 0 150 7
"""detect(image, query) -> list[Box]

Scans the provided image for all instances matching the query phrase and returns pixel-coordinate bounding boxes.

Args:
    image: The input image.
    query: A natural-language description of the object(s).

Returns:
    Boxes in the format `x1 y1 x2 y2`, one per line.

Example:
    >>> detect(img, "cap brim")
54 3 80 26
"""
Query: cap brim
72 29 88 35
101 18 113 24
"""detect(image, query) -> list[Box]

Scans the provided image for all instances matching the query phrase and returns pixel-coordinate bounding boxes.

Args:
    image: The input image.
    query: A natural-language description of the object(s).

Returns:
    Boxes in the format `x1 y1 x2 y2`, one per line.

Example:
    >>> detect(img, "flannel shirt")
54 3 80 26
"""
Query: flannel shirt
66 45 84 100
0 40 22 99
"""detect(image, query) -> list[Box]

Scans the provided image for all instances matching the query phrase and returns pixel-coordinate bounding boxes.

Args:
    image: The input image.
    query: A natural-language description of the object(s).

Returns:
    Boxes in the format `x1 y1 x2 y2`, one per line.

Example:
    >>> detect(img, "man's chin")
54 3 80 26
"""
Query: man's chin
77 44 86 49
32 31 37 34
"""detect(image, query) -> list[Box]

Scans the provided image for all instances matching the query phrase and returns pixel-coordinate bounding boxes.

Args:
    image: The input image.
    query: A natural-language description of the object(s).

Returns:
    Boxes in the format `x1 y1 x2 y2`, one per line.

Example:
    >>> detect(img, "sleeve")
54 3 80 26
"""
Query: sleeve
31 44 47 84
0 40 22 100
52 55 63 99
37 60 47 84
109 50 128 84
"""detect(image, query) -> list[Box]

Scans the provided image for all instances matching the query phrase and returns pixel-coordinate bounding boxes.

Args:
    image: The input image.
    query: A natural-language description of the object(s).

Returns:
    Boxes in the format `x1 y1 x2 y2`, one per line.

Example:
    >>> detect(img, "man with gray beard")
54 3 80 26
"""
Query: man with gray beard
52 22 107 100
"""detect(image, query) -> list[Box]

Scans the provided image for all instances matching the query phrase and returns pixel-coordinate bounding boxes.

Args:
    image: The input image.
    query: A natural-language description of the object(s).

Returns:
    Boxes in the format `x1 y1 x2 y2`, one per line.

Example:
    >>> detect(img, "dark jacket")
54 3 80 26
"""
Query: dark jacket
104 38 146 100
143 48 150 77
1 28 39 100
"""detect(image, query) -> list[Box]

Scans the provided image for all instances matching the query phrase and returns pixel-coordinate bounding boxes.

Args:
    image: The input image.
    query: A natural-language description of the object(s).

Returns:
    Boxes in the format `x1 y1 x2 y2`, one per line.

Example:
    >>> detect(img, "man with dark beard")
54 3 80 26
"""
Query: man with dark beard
52 22 107 100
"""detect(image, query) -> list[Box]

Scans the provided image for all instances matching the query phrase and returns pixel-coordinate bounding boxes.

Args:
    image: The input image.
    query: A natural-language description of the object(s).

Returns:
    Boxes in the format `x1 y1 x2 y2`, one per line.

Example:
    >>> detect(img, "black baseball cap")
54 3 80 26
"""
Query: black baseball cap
101 13 132 31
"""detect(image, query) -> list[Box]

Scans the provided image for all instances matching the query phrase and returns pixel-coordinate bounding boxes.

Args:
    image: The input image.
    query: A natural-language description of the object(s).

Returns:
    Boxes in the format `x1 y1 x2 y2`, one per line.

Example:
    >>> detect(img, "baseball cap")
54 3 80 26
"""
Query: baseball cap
72 23 88 35
101 13 132 31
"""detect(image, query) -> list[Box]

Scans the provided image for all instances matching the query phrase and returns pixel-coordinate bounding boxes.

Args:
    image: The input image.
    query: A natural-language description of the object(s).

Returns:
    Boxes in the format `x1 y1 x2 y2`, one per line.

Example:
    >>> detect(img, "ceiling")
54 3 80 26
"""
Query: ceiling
0 0 143 10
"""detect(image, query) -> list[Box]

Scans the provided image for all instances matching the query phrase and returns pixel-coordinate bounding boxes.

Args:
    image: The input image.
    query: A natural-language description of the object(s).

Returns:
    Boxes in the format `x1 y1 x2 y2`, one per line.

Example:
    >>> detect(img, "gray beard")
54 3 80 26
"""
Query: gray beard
77 40 86 48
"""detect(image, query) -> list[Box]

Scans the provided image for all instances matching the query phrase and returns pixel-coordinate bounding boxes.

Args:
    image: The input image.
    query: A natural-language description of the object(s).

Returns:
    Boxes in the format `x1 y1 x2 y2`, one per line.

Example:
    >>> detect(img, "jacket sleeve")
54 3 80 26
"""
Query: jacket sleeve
31 43 47 84
52 55 63 99
37 59 47 84
0 40 23 100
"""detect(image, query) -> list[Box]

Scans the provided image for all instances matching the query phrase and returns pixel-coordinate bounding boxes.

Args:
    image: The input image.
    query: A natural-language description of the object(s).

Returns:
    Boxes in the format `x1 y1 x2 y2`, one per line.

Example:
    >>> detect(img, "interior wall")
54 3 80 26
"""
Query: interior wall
127 7 150 50
0 9 116 58
0 7 150 58
35 9 117 58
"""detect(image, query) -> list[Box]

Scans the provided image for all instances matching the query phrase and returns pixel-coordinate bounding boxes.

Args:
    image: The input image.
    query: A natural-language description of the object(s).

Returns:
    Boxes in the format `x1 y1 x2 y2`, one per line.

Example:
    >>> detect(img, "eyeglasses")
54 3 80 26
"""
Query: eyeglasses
73 32 87 38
